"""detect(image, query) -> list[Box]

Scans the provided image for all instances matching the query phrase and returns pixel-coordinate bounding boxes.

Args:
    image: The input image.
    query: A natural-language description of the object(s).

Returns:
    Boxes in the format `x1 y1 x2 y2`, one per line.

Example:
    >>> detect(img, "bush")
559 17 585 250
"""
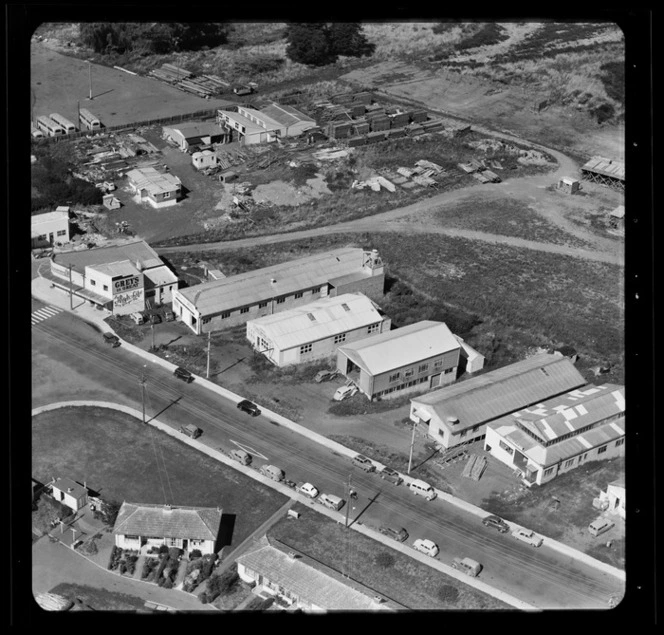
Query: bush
206 567 239 601
190 549 203 560
199 591 209 604
163 579 174 590
438 585 460 604
107 545 123 571
159 544 170 555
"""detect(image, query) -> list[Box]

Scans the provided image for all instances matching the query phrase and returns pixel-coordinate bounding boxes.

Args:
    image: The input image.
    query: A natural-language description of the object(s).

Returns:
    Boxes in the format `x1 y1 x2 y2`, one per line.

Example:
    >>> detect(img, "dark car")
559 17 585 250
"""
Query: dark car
237 399 261 416
173 367 194 383
150 314 162 324
352 454 376 473
314 369 336 383
379 467 403 486
378 526 409 542
482 515 510 533
164 310 175 322
102 332 121 348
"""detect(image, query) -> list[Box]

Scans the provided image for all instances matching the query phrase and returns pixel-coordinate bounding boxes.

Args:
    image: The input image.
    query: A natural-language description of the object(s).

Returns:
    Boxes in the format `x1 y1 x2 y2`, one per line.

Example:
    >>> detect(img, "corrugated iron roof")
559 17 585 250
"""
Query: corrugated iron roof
412 354 586 427
31 210 69 226
338 321 460 376
248 293 384 351
112 502 221 541
88 260 141 278
52 240 165 275
164 121 224 140
176 248 372 317
260 103 314 128
126 167 181 196
581 156 625 180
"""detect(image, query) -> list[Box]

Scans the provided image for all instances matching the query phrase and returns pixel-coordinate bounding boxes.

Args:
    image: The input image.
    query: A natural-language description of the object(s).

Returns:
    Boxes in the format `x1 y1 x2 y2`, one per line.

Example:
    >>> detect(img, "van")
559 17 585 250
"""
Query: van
318 493 345 511
130 312 145 325
229 449 252 465
259 464 285 482
179 424 202 439
452 557 482 577
408 479 437 501
588 517 615 537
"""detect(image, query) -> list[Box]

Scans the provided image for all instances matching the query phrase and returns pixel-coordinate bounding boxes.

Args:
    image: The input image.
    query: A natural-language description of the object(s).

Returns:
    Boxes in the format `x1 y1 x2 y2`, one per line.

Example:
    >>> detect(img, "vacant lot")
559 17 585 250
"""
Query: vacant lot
268 503 511 610
31 406 288 547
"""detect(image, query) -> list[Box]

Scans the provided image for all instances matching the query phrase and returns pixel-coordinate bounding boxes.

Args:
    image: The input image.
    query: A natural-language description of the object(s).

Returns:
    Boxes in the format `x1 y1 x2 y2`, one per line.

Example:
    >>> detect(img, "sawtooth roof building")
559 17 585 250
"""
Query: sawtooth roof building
113 502 222 555
246 293 391 367
485 383 625 486
410 353 587 450
172 248 385 335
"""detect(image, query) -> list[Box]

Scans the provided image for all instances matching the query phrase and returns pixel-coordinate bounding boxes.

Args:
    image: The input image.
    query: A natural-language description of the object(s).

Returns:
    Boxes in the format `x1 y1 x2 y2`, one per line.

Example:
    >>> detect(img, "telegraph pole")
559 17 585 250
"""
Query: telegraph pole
206 331 211 379
407 421 417 474
344 473 352 528
68 264 73 310
150 323 155 351
140 374 146 424
343 473 352 579
87 60 93 100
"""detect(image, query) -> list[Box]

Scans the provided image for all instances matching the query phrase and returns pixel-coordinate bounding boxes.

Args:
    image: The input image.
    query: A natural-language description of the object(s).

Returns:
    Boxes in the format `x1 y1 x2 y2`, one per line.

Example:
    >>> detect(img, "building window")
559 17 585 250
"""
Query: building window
240 307 249 314
367 323 380 335
404 369 414 379
334 333 346 344
433 359 443 369
615 438 625 447
418 363 429 373
202 317 211 324
597 445 608 455
221 312 231 319
56 229 67 237
90 279 96 286
564 458 575 468
498 440 514 455
388 372 400 383
444 367 454 374
276 297 286 304
163 192 171 199
544 467 555 477
103 285 108 292
259 301 268 309
294 292 303 299
38 234 47 241
312 287 321 294
300 343 312 354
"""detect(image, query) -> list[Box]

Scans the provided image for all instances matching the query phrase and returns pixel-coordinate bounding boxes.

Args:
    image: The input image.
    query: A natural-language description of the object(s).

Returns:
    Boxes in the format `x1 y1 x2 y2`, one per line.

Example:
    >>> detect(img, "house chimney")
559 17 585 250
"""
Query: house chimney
271 278 277 284
287 551 297 560
67 488 73 493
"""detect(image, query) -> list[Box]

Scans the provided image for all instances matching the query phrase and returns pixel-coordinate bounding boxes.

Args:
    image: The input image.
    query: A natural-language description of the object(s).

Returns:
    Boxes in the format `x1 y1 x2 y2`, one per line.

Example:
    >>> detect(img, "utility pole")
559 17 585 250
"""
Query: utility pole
344 473 352 528
206 331 211 379
151 323 155 351
88 60 93 100
68 264 73 310
407 421 417 474
140 374 146 424
343 473 352 579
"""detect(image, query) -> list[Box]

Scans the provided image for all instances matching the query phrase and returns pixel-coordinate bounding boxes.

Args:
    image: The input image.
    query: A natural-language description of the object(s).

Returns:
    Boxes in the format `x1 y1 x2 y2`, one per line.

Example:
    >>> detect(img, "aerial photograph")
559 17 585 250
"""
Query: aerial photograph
21 15 648 617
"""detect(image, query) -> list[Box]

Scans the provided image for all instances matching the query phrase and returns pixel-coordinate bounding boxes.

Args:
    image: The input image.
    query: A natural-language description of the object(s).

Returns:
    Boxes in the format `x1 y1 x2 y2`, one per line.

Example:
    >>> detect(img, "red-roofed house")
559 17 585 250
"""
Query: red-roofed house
112 502 222 555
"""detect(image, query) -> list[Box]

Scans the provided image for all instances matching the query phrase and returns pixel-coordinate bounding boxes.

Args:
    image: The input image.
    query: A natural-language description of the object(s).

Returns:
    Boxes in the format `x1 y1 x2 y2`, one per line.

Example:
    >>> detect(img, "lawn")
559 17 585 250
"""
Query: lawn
47 582 146 612
268 503 511 610
31 406 288 548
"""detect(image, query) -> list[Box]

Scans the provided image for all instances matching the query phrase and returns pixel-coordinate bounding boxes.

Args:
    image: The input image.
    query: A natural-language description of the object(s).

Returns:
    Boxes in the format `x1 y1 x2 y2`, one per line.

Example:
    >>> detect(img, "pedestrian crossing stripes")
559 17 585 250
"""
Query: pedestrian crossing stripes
31 305 63 326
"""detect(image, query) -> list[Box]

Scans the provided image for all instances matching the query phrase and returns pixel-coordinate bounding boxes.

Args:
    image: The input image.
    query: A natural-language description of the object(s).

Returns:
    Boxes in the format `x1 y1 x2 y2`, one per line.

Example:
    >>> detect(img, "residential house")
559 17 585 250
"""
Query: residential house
112 502 222 555
173 248 385 335
336 321 462 401
126 167 182 208
246 293 391 367
484 384 625 486
410 353 587 450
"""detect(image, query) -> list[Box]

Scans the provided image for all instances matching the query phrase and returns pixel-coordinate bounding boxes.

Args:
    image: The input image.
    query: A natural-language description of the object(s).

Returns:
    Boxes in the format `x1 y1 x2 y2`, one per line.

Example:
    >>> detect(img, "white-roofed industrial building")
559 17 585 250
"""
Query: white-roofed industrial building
31 208 71 248
126 167 182 208
172 248 385 335
410 353 587 450
162 121 226 151
246 293 390 367
484 383 625 486
335 320 462 401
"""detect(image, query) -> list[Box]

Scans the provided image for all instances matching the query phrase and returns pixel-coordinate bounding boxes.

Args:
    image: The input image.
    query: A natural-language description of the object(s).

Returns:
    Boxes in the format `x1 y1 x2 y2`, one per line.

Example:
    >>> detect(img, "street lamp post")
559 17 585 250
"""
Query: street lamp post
140 374 146 424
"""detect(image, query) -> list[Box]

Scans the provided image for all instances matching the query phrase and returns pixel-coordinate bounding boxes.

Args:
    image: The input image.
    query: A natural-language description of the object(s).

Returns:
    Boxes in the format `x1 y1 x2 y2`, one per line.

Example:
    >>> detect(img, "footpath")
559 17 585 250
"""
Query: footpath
31 276 625 609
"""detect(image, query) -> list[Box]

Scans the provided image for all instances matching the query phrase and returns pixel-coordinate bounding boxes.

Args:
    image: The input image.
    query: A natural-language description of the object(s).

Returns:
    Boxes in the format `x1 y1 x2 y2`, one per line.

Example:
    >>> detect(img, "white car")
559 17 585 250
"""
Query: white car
333 385 358 401
512 528 544 547
412 538 439 558
296 482 319 499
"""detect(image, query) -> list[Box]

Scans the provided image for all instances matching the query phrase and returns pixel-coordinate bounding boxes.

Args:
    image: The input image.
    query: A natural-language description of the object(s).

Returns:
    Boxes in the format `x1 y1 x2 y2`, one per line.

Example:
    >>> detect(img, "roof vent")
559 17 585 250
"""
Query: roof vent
287 551 298 560
271 278 277 284
447 416 459 424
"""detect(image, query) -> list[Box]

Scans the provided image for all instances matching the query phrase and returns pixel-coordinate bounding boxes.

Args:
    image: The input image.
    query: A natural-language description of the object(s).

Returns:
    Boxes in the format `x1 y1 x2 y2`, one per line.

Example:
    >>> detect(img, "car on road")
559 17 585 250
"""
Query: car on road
452 557 482 577
150 314 162 324
179 423 202 439
378 526 409 542
318 493 345 511
352 454 376 472
102 332 121 347
229 448 252 465
412 538 439 558
296 483 319 499
333 384 358 401
259 464 285 482
173 367 194 383
314 369 337 383
379 467 403 485
482 515 510 533
512 528 544 547
237 400 261 416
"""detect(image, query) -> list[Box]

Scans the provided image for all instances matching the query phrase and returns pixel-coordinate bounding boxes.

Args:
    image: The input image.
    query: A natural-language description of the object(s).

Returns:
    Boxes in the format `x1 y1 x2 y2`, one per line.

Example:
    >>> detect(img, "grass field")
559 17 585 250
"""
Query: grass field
268 503 510 610
31 406 288 548
48 582 147 612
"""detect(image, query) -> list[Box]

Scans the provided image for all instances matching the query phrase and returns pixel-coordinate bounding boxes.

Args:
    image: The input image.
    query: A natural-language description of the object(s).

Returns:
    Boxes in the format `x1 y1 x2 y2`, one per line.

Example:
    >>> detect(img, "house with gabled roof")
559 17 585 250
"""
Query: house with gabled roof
484 384 625 486
112 502 222 555
51 477 88 512
126 167 182 208
236 536 396 612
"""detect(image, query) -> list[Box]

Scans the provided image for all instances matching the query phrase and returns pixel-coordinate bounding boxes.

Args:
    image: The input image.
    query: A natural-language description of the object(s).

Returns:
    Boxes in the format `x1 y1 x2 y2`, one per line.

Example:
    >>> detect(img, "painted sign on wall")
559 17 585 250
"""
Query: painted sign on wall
114 275 141 294
113 288 145 315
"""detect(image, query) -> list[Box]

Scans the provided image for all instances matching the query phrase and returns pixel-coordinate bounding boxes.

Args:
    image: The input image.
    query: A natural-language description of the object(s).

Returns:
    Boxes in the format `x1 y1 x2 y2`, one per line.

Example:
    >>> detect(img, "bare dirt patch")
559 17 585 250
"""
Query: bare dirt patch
251 175 331 207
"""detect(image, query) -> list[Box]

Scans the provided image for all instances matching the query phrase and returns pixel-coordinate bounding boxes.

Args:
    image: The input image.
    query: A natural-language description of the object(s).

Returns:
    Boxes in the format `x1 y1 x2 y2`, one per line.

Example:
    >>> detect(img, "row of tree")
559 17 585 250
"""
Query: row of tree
285 23 374 66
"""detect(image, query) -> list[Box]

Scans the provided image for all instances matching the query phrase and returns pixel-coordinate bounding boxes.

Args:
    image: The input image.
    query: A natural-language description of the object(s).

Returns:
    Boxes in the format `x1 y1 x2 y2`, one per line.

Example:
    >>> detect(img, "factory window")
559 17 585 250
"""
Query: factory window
312 287 321 294
300 343 312 354
259 302 268 309
444 367 454 374
564 458 576 468
334 333 346 344
56 230 67 237
221 312 231 319
615 438 625 447
404 369 414 379
240 307 249 314
418 363 429 373
90 279 96 286
276 297 286 304
294 292 303 299
388 372 401 383
103 285 108 292
367 323 380 335
202 317 211 324
597 445 608 455
38 234 47 241
433 359 443 369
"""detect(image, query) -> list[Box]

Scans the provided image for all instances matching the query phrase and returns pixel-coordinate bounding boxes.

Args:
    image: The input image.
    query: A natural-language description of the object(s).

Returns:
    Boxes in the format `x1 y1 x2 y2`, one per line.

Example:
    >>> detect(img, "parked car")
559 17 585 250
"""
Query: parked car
229 449 252 465
173 367 194 383
164 310 175 322
352 454 376 472
102 332 121 348
452 557 482 577
259 464 285 482
130 312 145 325
318 493 345 511
512 528 544 547
333 384 358 401
296 482 319 499
179 423 202 439
314 369 336 383
412 538 439 558
378 526 409 542
150 314 162 324
379 467 403 486
482 515 510 533
237 400 261 416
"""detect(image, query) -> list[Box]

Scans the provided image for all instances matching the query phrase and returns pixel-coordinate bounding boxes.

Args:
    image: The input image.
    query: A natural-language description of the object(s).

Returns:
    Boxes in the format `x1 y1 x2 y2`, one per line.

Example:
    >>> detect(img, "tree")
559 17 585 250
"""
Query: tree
285 23 336 66
328 23 374 58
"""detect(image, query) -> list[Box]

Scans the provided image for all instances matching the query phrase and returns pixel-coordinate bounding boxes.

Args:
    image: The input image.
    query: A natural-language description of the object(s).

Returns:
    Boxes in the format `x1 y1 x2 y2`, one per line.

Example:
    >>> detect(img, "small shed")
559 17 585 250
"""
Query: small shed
103 194 121 209
51 477 88 512
558 176 580 194
219 170 238 183
192 150 219 171
609 205 625 230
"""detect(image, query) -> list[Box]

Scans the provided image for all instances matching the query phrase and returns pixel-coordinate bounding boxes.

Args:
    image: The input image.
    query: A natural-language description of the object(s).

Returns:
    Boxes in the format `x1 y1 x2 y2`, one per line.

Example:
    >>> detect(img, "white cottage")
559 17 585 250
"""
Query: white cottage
51 477 88 512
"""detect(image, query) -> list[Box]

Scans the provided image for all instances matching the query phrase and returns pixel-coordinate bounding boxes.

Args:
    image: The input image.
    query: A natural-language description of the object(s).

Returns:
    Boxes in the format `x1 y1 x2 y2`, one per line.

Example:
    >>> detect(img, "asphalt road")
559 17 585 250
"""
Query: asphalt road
31 300 624 609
